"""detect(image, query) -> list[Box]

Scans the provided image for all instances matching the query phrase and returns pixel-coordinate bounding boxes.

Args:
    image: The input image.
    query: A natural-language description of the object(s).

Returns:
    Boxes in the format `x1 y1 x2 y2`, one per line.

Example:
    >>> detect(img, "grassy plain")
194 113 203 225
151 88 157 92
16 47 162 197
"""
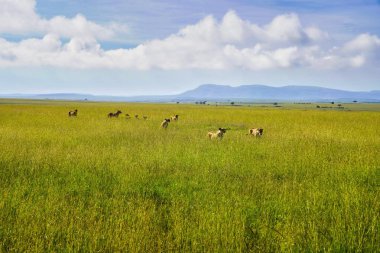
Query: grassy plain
0 100 379 252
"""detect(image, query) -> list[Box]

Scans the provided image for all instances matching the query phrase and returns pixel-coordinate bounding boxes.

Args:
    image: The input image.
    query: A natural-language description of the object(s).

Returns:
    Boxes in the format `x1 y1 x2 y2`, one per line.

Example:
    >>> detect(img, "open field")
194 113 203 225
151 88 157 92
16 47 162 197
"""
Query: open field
0 100 379 252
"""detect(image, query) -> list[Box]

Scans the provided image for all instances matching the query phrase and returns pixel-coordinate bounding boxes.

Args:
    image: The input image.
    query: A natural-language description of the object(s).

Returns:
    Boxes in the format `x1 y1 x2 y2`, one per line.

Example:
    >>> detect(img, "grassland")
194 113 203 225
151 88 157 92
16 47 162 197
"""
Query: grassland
0 100 379 252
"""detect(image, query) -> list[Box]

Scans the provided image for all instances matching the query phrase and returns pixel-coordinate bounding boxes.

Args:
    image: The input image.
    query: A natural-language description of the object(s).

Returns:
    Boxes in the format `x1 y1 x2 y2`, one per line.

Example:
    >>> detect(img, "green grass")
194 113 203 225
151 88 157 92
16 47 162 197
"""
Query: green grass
0 100 379 252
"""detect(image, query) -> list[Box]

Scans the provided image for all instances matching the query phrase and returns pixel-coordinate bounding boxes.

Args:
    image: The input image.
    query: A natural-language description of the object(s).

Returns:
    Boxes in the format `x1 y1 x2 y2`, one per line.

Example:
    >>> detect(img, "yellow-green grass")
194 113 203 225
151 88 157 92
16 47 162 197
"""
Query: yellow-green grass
0 100 379 252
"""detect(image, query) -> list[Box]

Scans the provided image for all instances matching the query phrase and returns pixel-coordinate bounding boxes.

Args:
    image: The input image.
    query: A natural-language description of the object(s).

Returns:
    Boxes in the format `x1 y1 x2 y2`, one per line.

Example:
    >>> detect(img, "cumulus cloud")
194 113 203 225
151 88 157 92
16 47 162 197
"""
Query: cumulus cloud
0 7 379 70
0 0 127 40
0 0 39 34
343 33 380 52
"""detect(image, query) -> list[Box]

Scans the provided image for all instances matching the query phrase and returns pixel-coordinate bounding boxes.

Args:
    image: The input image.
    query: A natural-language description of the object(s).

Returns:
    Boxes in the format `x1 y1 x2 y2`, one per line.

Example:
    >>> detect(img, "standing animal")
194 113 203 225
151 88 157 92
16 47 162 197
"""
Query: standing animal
161 119 171 129
248 128 264 137
68 109 78 117
171 115 179 121
108 110 122 118
208 128 227 139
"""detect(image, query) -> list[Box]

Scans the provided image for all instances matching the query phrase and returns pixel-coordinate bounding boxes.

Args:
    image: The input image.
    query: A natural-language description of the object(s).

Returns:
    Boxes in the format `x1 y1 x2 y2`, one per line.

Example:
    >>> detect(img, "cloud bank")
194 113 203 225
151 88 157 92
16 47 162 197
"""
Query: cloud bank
0 0 128 40
0 0 379 70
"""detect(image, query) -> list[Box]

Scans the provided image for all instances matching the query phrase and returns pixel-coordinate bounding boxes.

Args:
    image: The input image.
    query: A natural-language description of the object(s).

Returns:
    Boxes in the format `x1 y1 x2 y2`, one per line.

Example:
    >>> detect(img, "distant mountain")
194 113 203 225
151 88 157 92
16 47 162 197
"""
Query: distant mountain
177 84 380 102
1 84 379 102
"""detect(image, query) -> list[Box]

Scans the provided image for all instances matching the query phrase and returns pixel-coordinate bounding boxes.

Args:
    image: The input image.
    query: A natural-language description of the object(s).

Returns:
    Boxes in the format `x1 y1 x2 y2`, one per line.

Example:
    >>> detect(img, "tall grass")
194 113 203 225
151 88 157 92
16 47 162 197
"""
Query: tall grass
0 101 379 252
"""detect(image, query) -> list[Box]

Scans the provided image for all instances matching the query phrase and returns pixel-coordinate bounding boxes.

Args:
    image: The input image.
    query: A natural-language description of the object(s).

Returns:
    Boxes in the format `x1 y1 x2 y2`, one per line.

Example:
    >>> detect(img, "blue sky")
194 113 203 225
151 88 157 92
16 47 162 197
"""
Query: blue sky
0 0 379 95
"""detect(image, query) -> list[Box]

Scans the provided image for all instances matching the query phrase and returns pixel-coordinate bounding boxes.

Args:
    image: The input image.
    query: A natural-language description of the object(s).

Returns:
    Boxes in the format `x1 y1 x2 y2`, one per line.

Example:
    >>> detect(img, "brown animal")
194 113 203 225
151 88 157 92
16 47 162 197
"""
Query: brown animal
171 115 179 121
248 128 264 137
108 110 122 118
143 115 148 120
161 118 171 129
208 128 227 139
125 114 131 119
68 109 78 117
135 114 139 119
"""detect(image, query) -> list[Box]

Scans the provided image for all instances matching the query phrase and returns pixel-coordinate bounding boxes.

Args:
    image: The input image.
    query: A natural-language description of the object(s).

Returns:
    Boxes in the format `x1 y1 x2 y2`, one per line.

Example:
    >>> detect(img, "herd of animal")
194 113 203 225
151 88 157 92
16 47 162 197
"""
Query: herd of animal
68 109 264 139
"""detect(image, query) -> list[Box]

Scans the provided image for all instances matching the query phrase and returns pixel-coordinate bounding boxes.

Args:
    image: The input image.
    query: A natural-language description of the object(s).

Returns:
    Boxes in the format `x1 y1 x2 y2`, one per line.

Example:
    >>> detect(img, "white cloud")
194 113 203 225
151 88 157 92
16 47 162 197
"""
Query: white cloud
349 55 366 67
304 27 329 41
0 0 127 40
343 33 380 52
43 14 116 40
264 13 305 43
0 7 379 71
0 0 40 34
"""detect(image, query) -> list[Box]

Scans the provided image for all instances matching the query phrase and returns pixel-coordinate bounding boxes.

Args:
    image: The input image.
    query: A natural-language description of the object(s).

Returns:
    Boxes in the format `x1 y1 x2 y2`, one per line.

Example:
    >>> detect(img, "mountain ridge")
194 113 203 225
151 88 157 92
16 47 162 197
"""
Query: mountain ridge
177 84 380 101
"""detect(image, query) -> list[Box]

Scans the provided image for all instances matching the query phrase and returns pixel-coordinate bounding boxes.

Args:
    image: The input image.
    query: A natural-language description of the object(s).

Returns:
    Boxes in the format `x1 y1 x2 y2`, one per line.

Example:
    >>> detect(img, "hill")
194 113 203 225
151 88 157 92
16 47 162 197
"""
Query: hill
177 84 380 102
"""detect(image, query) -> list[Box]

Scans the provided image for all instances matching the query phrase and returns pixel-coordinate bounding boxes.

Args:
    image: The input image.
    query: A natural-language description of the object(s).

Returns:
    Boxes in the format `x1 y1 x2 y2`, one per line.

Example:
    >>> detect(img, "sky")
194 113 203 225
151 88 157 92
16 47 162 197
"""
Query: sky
0 0 379 95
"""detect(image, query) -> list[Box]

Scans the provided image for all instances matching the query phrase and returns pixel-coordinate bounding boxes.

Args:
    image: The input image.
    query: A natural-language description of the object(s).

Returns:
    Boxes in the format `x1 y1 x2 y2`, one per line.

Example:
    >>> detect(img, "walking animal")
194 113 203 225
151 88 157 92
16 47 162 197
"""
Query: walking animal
208 128 227 139
108 110 122 118
248 128 264 137
161 119 171 129
68 109 78 117
171 115 179 121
